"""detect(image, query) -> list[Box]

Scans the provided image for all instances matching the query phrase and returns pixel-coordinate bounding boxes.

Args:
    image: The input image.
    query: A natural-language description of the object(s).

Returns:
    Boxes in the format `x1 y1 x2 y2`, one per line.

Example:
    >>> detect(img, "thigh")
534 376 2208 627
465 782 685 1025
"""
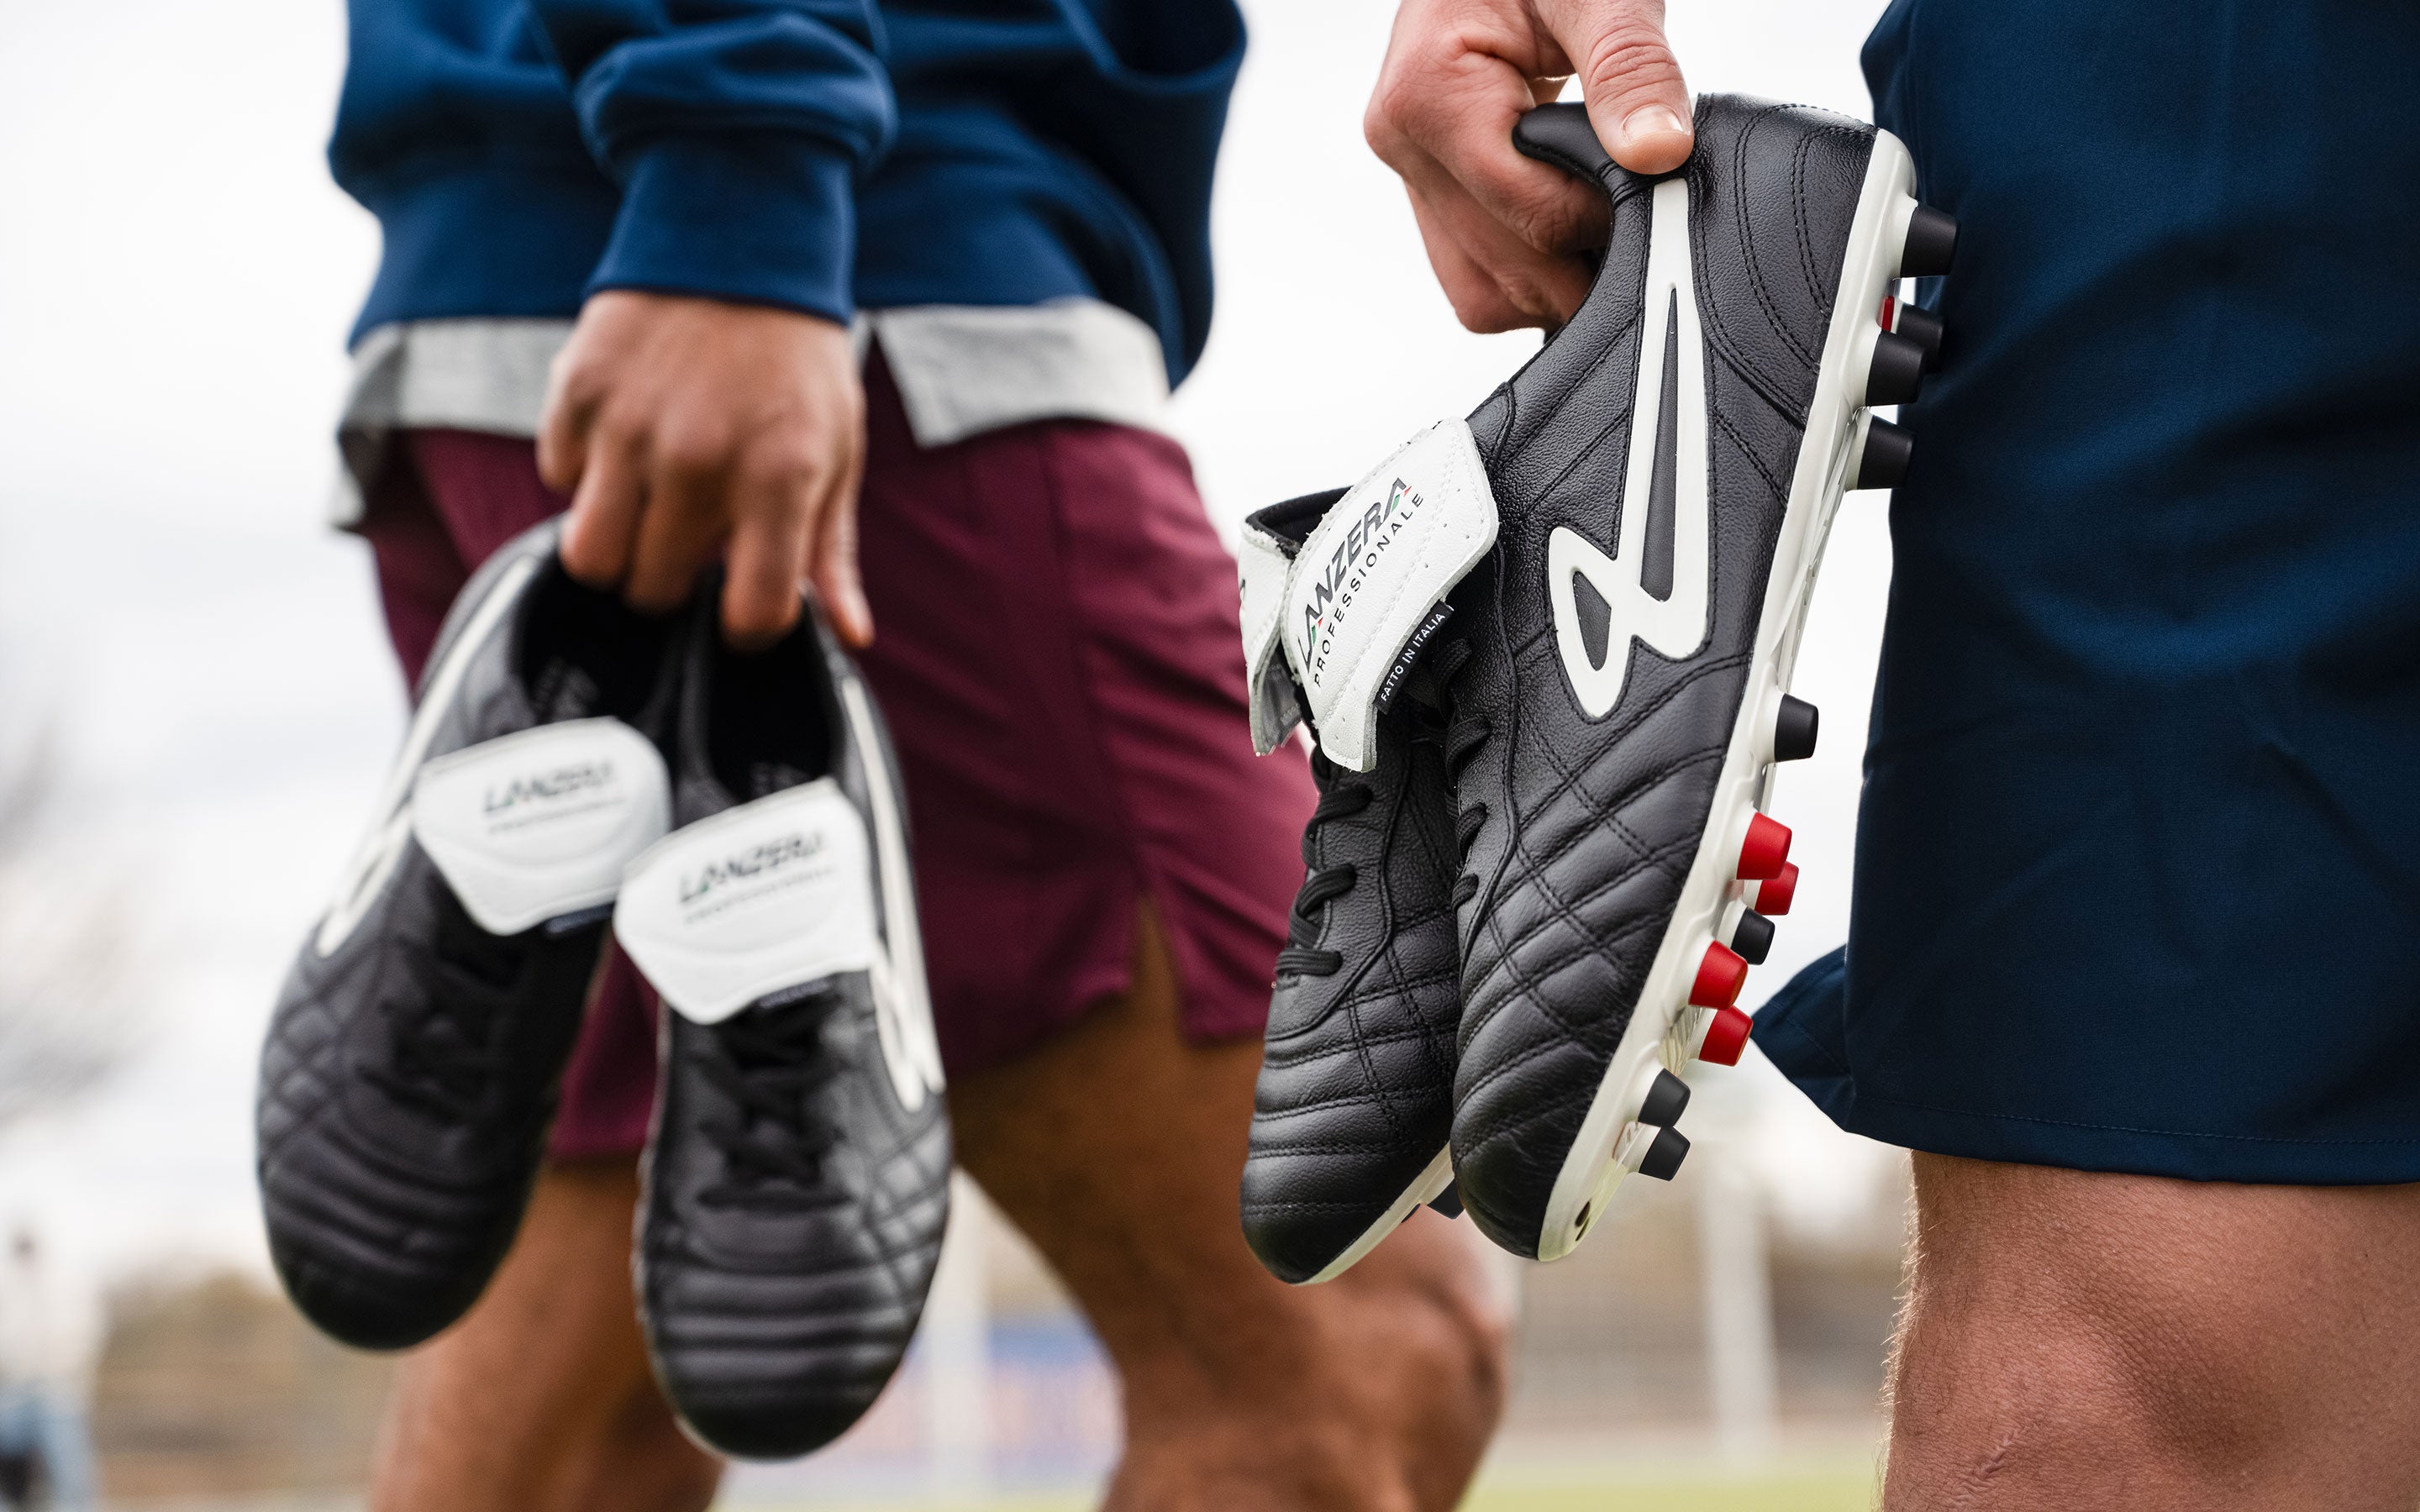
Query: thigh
370 1160 718 1512
947 906 1507 1512
1886 1153 2420 1511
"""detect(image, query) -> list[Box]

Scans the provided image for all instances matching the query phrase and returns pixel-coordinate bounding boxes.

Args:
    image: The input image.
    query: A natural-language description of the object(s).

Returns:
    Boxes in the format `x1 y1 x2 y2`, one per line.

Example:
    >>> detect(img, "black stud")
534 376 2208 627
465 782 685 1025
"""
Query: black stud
1901 205 1957 278
1639 1126 1691 1181
1865 331 1928 406
1855 417 1914 490
1892 303 1944 370
1730 908 1775 965
1773 694 1818 762
1638 1068 1691 1127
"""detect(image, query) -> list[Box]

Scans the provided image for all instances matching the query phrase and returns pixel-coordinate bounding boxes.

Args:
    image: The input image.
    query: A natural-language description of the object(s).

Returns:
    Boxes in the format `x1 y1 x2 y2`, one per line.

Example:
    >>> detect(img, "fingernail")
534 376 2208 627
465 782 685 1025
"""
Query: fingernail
1623 105 1687 144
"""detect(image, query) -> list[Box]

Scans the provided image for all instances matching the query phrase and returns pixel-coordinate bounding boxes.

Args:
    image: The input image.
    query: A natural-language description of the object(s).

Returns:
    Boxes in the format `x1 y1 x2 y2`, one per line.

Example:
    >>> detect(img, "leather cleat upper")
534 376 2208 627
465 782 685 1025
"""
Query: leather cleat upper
257 520 679 1349
1439 97 1928 1258
616 592 950 1460
1236 490 1465 1285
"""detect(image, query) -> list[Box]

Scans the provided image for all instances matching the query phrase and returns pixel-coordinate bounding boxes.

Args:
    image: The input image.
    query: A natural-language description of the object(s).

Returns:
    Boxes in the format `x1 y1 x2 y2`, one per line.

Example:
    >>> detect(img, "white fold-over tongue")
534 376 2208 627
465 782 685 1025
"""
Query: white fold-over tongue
1282 419 1497 771
611 779 877 1026
1238 519 1304 756
411 718 672 936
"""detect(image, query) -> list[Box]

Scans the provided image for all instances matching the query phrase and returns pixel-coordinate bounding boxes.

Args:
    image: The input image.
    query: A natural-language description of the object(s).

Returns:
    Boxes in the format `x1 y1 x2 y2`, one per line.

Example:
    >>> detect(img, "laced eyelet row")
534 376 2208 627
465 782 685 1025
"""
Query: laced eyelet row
1274 764 1372 979
1426 639 1492 906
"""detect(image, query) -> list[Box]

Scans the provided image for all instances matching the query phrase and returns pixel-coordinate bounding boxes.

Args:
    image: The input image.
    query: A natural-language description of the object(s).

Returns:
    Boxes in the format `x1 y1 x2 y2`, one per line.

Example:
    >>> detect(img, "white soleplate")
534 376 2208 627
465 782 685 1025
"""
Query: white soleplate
613 780 878 1028
1297 1143 1456 1286
411 718 672 936
1533 129 1922 1263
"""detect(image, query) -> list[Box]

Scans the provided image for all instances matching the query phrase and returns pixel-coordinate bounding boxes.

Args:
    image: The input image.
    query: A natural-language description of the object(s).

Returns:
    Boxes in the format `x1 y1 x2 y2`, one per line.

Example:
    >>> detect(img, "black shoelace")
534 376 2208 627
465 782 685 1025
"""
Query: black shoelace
697 996 843 1209
1428 640 1492 906
366 901 521 1122
1273 762 1371 979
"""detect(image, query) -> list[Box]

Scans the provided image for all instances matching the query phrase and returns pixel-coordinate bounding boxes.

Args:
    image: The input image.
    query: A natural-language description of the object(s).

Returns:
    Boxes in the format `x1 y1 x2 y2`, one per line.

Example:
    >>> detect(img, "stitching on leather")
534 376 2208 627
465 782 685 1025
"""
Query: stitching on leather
1729 105 1818 370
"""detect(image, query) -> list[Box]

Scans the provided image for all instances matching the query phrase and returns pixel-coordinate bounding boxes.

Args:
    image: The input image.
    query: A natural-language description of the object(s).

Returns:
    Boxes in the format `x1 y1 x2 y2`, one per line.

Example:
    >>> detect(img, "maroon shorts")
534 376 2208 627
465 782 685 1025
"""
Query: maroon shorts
357 366 1314 1161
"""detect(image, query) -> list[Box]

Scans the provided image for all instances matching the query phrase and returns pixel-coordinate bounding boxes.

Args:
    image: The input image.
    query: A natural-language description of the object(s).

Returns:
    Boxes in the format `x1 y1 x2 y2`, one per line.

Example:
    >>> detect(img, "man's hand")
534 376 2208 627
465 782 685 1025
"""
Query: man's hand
538 291 871 649
1368 0 1691 331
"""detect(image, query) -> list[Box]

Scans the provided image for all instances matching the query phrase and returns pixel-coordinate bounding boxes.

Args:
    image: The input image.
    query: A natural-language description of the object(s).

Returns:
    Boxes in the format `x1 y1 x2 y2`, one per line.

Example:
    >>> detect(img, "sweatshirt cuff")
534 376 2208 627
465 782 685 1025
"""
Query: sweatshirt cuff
587 134 857 325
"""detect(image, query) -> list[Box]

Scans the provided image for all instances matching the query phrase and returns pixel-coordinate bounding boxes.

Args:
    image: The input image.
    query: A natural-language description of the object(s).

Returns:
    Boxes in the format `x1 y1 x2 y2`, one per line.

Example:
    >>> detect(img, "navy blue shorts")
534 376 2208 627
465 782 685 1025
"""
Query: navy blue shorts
1755 0 2420 1183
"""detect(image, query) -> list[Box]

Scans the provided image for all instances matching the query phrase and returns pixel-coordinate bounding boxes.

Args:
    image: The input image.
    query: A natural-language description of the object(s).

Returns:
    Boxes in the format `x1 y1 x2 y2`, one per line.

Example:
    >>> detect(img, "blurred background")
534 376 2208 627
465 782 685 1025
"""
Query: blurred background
0 0 1907 1505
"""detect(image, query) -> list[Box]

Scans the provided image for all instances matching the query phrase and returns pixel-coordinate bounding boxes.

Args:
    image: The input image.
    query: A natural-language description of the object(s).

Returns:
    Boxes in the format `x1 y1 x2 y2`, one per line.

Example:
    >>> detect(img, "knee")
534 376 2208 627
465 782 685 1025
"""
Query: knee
1887 1156 2420 1504
1272 1220 1513 1507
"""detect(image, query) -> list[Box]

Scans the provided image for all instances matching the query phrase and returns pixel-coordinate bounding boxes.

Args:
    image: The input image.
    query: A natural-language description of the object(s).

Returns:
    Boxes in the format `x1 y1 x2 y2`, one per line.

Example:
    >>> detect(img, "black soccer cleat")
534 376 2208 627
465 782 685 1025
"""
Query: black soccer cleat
1435 97 1954 1259
614 593 950 1460
257 520 679 1348
1234 489 1466 1285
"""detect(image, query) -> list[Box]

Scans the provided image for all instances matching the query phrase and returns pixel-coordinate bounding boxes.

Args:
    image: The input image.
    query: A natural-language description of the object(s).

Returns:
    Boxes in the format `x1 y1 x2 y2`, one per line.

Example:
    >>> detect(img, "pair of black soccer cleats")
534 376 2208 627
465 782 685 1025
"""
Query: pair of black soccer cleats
1239 96 1956 1278
255 520 951 1458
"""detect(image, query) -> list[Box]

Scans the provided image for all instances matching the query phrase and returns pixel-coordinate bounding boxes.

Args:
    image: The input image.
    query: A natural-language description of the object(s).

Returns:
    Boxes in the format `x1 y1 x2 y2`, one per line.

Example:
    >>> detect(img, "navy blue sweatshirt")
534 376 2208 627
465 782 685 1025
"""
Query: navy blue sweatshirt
331 0 1244 382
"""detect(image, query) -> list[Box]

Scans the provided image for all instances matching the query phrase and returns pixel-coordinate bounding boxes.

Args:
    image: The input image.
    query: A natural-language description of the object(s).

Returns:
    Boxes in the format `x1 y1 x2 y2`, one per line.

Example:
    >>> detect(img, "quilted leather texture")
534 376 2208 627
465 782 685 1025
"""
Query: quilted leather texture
256 522 669 1348
1448 97 1877 1256
638 605 950 1461
1239 494 1465 1284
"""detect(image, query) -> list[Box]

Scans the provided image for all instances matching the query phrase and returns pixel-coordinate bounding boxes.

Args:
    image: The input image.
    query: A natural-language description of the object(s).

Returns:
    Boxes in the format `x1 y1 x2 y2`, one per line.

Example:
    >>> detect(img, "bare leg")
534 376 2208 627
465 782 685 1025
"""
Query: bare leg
369 1159 720 1512
950 906 1510 1512
1884 1152 2420 1511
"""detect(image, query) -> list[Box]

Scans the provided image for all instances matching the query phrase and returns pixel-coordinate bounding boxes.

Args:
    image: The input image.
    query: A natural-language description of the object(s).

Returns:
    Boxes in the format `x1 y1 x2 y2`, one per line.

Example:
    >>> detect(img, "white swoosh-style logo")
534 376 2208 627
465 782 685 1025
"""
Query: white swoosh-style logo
840 676 946 1108
317 554 540 956
1549 176 1711 719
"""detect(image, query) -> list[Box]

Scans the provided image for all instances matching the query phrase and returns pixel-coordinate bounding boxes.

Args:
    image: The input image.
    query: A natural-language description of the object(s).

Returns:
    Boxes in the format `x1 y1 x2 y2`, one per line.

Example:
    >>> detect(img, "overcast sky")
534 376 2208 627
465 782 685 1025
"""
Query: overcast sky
0 0 1900 1283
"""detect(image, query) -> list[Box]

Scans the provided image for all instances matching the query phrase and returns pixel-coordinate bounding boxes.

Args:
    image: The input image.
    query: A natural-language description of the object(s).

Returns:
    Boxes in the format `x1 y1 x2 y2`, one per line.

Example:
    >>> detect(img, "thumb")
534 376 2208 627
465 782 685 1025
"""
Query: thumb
1550 0 1692 175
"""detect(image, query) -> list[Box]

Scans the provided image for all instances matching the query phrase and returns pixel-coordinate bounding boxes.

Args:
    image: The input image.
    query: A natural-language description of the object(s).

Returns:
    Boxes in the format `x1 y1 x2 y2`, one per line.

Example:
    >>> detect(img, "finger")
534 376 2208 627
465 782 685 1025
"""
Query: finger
1408 178 1596 328
623 438 730 615
535 354 599 495
1546 0 1693 174
808 432 872 648
1375 62 1608 262
558 425 645 589
721 460 812 651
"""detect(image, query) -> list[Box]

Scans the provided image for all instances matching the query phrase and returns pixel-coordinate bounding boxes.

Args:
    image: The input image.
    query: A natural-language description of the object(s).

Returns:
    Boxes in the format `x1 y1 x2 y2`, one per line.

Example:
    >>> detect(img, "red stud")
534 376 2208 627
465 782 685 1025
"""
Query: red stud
1690 942 1748 1008
1880 294 1897 329
1754 862 1800 917
1698 1005 1752 1067
1735 813 1791 880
